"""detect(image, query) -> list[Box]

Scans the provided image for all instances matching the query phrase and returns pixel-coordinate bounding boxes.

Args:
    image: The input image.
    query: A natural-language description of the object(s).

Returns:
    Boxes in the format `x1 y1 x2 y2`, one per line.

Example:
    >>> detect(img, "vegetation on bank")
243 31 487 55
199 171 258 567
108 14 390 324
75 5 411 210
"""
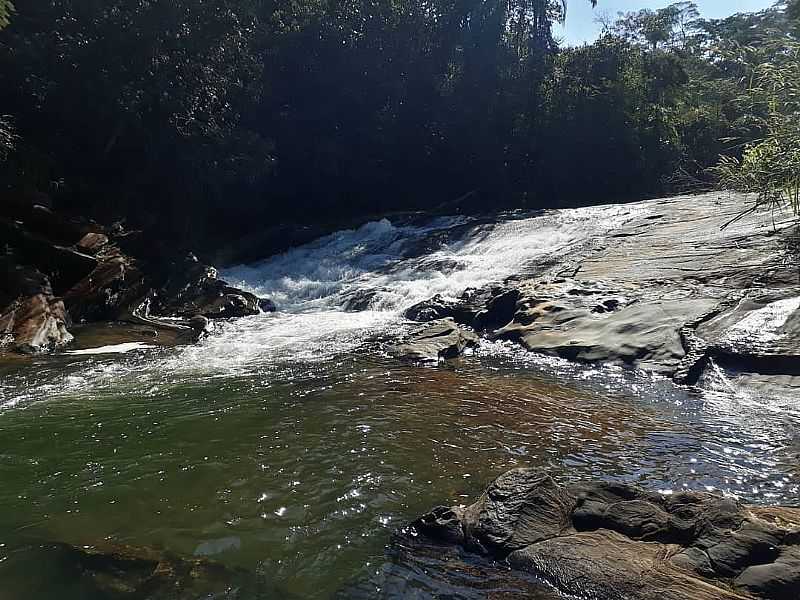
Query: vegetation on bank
714 41 800 221
0 1 798 253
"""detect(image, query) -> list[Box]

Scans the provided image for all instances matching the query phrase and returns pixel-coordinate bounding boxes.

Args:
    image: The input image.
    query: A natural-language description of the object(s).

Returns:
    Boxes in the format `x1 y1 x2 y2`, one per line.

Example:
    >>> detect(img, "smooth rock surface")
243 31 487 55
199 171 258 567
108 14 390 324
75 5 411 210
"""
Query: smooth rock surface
411 468 800 600
406 193 800 391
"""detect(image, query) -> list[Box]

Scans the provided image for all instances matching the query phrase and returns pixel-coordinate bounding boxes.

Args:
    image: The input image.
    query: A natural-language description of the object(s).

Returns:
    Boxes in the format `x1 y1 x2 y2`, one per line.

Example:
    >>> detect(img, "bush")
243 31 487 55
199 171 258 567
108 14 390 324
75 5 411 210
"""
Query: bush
712 42 800 219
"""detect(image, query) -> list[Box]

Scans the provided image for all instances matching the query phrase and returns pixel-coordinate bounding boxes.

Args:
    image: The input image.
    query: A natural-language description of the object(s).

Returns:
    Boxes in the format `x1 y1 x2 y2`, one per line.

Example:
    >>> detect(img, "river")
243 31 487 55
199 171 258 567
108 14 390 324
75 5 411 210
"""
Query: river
0 202 798 598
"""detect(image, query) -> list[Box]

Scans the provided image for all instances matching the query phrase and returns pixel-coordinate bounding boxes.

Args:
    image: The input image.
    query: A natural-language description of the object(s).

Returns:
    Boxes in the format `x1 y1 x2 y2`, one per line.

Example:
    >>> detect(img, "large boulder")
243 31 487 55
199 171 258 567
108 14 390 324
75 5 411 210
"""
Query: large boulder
0 260 73 353
149 256 264 319
411 469 800 600
391 318 479 363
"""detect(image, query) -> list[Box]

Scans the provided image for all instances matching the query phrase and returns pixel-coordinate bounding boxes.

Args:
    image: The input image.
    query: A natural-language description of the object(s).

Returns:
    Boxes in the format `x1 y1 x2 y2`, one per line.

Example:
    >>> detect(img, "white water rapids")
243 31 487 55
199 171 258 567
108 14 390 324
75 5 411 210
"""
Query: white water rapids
0 202 644 407
182 203 644 372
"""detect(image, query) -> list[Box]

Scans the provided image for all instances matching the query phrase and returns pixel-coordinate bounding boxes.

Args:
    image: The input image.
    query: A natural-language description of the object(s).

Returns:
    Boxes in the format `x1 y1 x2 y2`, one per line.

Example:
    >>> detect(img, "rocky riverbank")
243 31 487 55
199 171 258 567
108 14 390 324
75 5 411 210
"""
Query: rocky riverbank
396 193 800 394
409 468 800 600
393 193 800 599
1 198 274 354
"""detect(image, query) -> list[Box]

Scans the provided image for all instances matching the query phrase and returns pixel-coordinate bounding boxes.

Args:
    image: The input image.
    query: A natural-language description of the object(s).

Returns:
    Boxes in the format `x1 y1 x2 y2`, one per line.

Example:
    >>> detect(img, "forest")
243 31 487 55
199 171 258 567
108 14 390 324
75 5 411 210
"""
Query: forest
1 1 799 253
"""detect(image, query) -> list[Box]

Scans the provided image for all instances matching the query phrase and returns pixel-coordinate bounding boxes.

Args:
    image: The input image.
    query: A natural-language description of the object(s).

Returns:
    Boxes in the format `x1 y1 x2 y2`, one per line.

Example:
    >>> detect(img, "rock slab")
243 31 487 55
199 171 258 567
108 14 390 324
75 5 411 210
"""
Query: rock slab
412 468 800 600
392 318 479 363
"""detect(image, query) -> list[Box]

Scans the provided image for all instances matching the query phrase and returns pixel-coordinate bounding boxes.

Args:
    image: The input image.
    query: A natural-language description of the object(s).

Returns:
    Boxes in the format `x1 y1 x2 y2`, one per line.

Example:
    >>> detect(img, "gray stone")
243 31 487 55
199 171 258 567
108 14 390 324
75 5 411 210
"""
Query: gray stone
408 468 800 600
392 318 478 363
735 548 800 599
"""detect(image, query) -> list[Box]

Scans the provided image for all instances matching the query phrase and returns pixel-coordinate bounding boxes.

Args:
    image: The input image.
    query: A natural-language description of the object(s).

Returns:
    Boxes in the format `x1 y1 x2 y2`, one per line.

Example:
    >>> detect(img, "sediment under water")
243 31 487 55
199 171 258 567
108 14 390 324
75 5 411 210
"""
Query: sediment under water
0 202 797 599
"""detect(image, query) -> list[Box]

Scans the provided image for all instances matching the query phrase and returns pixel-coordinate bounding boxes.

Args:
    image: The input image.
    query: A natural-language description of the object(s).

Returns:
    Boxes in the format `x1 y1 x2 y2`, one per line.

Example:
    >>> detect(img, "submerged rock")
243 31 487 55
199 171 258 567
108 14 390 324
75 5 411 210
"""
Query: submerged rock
392 318 479 363
51 542 249 599
410 468 800 600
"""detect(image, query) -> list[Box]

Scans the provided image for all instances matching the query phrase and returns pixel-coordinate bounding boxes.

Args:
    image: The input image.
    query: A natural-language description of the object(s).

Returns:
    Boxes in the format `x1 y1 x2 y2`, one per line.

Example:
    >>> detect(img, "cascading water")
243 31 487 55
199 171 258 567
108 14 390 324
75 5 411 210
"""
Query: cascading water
170 203 642 373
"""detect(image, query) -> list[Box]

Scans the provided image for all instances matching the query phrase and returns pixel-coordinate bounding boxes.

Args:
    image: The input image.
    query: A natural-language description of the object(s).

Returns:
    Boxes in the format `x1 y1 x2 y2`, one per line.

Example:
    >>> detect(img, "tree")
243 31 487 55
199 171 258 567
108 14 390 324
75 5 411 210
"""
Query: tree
712 41 800 220
0 0 271 241
608 2 699 51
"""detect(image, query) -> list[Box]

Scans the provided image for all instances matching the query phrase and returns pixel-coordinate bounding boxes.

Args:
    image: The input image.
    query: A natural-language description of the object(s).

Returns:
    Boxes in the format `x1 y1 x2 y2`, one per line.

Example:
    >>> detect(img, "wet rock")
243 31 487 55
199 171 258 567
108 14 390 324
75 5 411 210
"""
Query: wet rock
389 193 800 392
404 286 507 327
2 205 269 353
189 314 211 334
151 258 262 320
409 468 800 600
65 254 148 323
75 232 109 255
404 294 468 323
343 288 384 312
473 288 520 332
1 293 73 353
735 548 800 600
697 290 800 373
507 530 739 600
258 297 277 313
497 279 717 374
392 318 478 363
0 260 73 353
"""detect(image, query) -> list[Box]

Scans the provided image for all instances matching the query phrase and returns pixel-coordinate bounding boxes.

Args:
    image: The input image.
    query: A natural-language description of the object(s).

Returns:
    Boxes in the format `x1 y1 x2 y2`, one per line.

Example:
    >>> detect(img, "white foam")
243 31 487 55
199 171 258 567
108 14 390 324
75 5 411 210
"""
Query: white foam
66 342 154 356
171 203 643 375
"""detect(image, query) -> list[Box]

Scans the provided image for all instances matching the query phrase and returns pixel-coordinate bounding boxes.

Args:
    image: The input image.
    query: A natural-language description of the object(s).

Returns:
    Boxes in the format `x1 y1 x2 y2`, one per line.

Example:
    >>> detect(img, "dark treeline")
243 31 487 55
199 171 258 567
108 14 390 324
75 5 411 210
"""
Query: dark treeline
0 1 798 254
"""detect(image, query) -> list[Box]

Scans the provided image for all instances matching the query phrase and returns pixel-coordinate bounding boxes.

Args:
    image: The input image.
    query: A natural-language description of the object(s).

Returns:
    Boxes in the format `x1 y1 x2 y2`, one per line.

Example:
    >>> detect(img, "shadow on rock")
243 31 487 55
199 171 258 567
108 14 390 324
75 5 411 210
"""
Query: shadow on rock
410 468 800 600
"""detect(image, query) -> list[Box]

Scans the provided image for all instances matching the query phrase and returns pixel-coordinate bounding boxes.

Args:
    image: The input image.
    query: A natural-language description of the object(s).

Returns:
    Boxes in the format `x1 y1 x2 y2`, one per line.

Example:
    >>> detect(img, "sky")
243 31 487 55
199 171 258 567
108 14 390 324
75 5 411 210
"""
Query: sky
556 0 778 45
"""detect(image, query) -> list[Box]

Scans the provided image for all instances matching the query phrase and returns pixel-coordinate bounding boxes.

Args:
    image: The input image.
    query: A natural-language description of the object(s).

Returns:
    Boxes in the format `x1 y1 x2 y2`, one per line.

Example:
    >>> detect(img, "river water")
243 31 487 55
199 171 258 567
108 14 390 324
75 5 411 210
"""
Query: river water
1 203 798 599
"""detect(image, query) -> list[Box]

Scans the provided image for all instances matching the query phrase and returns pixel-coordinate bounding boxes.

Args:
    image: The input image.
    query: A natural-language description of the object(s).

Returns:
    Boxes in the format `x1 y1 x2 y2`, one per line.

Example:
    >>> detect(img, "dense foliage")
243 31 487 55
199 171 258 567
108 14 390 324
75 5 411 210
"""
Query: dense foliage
712 40 800 219
0 1 798 252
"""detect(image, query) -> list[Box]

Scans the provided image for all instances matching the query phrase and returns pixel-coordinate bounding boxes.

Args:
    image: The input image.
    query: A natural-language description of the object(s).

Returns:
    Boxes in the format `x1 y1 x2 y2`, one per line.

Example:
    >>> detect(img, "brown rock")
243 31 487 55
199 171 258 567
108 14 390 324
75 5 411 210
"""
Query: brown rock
410 468 800 600
75 232 110 255
0 293 73 353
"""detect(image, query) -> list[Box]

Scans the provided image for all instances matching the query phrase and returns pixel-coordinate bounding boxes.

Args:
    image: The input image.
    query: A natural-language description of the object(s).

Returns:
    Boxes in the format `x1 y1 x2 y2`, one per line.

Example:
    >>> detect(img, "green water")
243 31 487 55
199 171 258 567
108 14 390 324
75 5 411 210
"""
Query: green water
0 340 797 599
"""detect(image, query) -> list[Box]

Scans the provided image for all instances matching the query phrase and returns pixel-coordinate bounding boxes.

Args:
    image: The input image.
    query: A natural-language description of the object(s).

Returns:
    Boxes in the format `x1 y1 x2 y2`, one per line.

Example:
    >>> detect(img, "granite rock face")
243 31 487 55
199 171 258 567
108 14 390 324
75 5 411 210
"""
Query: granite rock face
405 193 800 392
412 468 800 600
